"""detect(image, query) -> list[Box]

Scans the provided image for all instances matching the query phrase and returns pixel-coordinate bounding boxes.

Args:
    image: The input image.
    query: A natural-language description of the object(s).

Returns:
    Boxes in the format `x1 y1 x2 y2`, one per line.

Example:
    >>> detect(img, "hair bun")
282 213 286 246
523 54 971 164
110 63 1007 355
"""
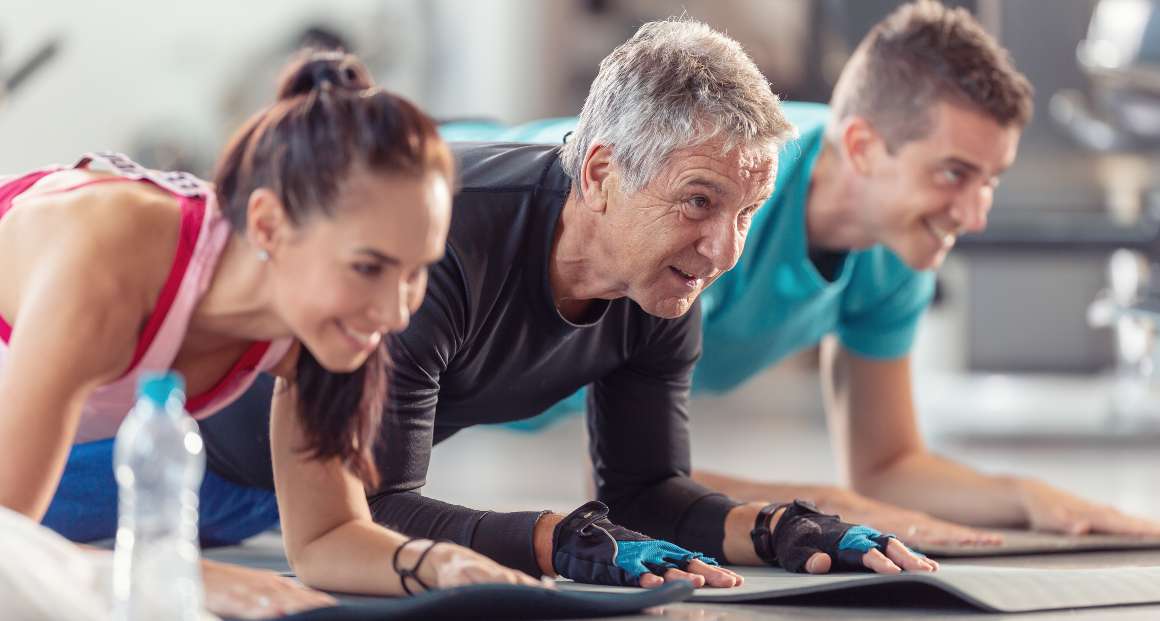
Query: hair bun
276 49 374 100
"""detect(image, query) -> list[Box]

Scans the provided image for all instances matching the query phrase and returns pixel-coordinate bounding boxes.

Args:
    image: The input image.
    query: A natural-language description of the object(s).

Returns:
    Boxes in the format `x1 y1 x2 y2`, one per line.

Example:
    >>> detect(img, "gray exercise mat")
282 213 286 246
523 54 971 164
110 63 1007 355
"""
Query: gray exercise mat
918 530 1160 558
559 564 1160 613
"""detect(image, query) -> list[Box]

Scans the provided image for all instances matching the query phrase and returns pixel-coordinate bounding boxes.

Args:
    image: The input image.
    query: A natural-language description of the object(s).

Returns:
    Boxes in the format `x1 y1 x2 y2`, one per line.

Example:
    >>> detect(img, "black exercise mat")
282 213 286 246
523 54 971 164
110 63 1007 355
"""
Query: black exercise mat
256 580 693 621
917 530 1160 558
562 565 1160 613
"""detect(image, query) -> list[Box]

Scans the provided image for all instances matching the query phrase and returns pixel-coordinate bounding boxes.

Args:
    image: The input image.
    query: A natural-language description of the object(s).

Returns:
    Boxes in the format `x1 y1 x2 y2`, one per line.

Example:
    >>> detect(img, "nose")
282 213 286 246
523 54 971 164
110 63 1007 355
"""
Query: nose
371 279 412 334
950 181 994 234
696 215 744 273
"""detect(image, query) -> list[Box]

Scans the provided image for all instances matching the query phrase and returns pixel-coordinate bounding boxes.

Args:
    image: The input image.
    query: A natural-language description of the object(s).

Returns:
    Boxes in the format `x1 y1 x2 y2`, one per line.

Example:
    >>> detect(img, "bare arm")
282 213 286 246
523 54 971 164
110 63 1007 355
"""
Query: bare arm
825 339 1160 535
696 336 1007 546
270 370 541 595
0 236 142 517
821 338 1027 526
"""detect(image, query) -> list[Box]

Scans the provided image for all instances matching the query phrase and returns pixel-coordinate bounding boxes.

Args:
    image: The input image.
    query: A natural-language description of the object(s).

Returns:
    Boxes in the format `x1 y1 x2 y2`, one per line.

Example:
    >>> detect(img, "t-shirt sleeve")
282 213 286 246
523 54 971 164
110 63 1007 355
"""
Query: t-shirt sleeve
588 301 741 560
836 249 936 359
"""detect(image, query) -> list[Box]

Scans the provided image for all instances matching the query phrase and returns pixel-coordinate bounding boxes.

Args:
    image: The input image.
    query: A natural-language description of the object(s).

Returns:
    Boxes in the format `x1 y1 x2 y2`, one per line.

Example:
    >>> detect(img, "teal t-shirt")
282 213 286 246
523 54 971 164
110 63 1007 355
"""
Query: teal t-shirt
439 103 935 424
694 102 935 392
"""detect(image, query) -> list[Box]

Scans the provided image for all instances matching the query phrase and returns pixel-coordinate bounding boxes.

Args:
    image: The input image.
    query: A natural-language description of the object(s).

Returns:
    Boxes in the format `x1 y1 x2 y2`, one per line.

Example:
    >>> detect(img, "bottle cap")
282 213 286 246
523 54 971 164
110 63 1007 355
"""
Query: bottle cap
136 372 187 408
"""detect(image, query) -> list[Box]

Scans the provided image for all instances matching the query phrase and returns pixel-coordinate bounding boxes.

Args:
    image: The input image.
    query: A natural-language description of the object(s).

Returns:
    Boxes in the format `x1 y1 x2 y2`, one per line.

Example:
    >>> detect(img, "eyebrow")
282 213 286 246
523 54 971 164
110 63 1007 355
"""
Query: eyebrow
940 156 987 176
685 178 728 196
356 248 400 265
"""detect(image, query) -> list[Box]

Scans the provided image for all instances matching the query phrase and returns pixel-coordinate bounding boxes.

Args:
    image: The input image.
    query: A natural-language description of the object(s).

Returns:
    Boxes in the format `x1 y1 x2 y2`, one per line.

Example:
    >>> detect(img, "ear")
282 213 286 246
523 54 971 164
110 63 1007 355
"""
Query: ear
838 116 888 176
245 188 292 257
578 143 615 214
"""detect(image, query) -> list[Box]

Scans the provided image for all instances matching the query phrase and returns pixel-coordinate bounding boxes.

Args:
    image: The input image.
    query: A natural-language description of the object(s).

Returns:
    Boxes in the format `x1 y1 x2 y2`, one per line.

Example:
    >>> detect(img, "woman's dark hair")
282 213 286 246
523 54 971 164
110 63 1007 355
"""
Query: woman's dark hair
213 49 454 487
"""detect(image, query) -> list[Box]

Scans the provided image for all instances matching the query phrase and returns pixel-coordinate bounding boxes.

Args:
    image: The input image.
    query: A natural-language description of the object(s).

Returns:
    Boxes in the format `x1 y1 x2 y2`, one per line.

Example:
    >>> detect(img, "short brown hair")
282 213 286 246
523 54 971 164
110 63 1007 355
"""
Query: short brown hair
829 0 1034 150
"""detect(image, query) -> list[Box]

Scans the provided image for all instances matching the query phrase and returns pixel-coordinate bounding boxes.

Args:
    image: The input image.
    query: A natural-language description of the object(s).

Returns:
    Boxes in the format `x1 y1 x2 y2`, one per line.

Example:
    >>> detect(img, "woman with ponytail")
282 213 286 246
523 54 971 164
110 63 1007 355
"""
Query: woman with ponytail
0 49 542 618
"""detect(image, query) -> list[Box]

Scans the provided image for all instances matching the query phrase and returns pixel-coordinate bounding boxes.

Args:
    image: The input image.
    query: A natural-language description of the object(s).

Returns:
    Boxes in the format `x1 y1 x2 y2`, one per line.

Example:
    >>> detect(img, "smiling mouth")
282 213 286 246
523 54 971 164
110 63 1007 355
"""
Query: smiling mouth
923 218 957 250
670 266 709 288
337 320 382 352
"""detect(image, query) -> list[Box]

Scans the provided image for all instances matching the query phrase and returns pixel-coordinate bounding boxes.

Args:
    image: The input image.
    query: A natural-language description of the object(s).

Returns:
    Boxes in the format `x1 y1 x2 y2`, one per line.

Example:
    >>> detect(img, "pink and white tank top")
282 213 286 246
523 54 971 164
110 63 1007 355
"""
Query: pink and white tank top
0 152 293 442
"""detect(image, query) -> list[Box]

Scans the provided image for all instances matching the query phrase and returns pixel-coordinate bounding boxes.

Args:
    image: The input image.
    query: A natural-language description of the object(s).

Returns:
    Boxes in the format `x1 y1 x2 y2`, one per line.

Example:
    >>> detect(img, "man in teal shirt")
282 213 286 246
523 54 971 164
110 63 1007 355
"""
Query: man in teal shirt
444 2 1160 546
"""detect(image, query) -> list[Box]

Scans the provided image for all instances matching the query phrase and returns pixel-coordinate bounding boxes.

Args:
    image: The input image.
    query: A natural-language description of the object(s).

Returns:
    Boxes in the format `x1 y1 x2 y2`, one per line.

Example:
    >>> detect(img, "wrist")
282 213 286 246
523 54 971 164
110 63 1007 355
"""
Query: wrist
723 502 774 565
533 512 564 577
394 538 439 593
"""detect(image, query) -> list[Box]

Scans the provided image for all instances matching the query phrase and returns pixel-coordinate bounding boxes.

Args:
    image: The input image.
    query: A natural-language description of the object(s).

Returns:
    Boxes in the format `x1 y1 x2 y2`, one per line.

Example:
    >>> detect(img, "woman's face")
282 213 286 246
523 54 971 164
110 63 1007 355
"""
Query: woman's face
263 167 451 372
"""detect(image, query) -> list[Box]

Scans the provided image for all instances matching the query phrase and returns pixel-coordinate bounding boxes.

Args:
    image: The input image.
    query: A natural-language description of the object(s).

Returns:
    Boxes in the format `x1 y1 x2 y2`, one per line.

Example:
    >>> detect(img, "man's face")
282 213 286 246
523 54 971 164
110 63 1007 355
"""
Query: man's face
861 101 1022 271
595 140 776 319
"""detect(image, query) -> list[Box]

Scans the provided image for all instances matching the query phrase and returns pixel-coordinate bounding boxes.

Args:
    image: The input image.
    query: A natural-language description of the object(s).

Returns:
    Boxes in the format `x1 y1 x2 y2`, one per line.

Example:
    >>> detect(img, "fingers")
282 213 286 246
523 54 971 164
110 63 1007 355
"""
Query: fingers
638 573 665 588
860 548 901 574
903 521 1004 547
517 571 552 589
202 564 335 620
207 580 335 619
659 567 706 588
804 552 831 574
684 558 743 588
1087 508 1160 537
883 538 938 572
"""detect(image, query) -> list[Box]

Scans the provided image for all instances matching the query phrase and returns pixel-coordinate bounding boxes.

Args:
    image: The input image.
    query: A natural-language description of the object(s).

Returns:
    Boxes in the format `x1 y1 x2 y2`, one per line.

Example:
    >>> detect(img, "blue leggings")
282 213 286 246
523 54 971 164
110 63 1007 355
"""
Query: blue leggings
43 438 280 547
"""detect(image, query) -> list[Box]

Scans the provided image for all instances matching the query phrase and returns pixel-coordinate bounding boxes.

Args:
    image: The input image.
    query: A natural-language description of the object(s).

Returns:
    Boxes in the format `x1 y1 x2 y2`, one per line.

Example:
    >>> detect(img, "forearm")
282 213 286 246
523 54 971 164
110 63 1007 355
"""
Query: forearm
289 519 417 595
368 491 545 576
692 470 849 507
856 451 1026 528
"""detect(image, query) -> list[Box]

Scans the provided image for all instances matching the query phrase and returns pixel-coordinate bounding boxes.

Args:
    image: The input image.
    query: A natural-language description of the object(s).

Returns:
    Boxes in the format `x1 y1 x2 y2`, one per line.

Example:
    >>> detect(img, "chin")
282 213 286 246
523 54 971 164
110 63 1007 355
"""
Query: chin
647 296 696 319
310 347 370 373
905 250 947 272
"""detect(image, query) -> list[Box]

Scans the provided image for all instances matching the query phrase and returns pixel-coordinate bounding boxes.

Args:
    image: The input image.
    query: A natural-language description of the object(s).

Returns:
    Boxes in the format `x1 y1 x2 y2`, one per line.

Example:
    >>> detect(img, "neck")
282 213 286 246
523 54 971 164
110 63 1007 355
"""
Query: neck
549 191 624 322
187 235 291 347
805 141 877 251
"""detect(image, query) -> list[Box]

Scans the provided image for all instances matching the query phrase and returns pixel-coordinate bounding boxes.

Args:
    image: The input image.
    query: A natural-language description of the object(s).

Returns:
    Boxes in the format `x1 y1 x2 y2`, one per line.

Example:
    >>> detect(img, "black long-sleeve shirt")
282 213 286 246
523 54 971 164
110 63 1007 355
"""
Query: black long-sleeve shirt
200 143 739 576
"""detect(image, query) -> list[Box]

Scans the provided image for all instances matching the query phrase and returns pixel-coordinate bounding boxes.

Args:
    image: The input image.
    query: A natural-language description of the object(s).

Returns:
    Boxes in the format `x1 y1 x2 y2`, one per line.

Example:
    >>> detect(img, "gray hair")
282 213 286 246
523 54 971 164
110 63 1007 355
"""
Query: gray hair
562 18 796 193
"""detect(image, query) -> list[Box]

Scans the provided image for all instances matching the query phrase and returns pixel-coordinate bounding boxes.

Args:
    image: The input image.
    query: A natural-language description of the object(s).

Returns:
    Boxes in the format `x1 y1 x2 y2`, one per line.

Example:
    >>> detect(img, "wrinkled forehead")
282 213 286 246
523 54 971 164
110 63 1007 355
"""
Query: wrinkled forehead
659 138 777 184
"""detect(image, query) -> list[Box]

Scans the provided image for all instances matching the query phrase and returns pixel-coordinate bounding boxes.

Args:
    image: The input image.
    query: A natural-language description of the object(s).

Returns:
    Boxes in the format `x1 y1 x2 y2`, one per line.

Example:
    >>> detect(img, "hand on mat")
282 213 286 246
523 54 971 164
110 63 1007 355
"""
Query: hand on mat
755 500 938 575
552 501 742 589
818 487 1003 547
1018 478 1160 537
401 540 549 591
201 559 336 619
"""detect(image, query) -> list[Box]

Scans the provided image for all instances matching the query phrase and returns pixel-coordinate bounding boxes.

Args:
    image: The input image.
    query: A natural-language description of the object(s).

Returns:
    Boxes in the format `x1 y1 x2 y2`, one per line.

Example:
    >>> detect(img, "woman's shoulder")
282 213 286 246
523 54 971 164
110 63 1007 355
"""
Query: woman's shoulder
18 169 182 248
5 169 187 304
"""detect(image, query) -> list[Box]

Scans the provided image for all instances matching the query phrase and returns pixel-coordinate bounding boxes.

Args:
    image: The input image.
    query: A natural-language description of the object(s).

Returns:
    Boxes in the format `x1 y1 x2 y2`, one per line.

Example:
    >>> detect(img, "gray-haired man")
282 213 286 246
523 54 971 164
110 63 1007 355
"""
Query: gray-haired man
204 19 936 588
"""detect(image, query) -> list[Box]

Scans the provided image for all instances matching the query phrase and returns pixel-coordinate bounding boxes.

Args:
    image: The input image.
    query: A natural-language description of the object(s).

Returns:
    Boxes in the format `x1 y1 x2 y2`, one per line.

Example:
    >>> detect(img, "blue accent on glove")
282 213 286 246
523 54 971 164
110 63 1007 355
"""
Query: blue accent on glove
552 501 716 587
757 499 900 573
838 525 889 554
614 540 716 578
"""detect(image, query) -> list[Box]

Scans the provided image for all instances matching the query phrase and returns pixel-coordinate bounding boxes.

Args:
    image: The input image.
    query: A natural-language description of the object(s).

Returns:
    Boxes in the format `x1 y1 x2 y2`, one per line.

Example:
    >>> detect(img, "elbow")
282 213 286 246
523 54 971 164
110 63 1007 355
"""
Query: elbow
288 552 325 590
283 535 335 592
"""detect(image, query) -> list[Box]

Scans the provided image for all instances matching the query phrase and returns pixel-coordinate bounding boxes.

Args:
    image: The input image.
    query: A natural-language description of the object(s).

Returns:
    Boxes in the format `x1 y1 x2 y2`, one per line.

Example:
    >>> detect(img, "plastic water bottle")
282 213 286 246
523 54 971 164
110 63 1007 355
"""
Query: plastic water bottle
112 372 206 620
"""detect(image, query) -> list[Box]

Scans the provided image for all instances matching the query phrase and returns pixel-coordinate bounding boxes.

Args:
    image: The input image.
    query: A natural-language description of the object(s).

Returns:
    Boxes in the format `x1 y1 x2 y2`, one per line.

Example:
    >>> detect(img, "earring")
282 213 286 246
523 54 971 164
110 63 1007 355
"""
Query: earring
256 249 271 262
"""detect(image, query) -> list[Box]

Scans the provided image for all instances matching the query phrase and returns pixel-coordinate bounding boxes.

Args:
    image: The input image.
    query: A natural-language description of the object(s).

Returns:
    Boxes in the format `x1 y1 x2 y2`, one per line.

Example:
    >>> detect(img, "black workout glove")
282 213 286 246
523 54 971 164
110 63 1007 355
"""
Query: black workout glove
751 499 899 573
552 501 717 586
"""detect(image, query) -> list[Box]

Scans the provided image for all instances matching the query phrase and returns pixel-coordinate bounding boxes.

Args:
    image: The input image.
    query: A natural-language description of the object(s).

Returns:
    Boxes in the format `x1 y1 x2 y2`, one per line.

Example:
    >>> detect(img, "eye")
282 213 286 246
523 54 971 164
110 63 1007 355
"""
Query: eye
689 195 710 210
939 168 965 186
352 262 383 278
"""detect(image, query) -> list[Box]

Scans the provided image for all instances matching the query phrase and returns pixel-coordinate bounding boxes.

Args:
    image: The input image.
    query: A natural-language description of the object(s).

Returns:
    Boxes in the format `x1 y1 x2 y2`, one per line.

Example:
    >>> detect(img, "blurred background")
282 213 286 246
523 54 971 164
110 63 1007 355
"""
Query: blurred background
2 0 1158 511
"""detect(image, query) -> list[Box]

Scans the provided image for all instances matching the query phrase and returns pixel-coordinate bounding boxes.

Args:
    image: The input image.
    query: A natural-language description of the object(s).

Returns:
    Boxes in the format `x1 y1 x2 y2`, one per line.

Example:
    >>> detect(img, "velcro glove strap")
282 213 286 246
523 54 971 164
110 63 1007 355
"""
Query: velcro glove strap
551 501 717 586
751 499 897 573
